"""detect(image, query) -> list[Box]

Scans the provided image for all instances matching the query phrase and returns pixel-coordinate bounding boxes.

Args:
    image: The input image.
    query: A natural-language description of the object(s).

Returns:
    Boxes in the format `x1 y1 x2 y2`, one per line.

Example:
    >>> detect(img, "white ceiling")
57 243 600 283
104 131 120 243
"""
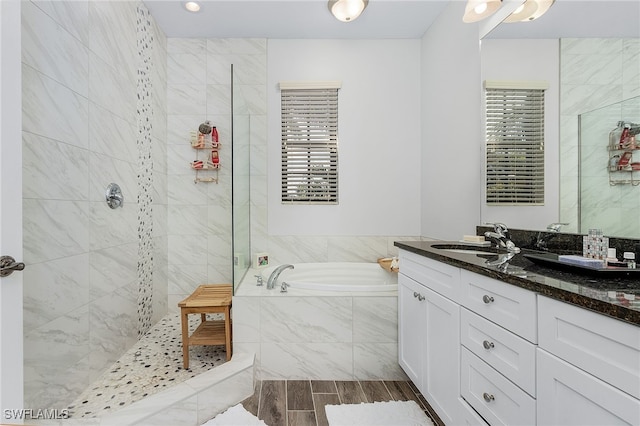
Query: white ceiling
143 0 450 39
143 0 640 40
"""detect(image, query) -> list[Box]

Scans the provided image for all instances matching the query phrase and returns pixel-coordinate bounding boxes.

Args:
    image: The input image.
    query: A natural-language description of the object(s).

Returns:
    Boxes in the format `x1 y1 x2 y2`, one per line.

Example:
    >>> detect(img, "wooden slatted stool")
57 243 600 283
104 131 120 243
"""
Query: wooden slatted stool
178 284 232 369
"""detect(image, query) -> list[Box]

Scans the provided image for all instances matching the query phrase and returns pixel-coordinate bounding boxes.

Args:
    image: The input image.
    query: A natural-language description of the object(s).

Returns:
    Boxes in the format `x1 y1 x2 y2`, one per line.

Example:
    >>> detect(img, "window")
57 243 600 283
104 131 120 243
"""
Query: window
485 80 547 205
280 82 340 204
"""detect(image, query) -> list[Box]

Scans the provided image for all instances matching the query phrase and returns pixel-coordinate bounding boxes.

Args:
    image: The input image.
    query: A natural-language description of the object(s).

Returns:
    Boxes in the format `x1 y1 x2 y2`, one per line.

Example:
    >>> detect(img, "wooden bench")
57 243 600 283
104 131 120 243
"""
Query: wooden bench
178 284 232 369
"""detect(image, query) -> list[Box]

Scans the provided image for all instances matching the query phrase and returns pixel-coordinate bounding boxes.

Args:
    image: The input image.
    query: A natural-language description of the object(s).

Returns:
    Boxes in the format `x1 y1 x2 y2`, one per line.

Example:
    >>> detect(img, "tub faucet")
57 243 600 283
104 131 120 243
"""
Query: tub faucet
267 264 294 289
484 222 520 253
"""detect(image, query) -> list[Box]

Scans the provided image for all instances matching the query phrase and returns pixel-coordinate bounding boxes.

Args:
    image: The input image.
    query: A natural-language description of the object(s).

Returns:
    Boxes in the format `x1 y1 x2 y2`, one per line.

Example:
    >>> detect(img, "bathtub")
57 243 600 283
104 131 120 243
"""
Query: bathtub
258 262 397 293
233 261 405 381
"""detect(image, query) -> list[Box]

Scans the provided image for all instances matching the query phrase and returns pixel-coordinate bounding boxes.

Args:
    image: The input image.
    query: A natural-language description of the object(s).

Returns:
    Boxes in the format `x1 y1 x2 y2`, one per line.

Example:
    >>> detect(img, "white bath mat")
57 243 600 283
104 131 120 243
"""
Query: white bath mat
202 403 266 426
325 400 433 426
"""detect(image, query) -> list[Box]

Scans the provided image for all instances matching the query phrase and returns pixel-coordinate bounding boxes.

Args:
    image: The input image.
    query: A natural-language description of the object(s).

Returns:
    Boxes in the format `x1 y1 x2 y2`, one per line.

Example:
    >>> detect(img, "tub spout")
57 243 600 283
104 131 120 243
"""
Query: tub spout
267 264 294 289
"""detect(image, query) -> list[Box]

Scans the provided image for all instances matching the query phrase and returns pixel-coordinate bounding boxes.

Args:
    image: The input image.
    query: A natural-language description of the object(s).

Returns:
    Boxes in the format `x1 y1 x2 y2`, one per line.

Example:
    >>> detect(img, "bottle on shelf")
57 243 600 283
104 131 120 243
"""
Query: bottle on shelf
609 121 625 149
619 123 631 149
211 126 219 148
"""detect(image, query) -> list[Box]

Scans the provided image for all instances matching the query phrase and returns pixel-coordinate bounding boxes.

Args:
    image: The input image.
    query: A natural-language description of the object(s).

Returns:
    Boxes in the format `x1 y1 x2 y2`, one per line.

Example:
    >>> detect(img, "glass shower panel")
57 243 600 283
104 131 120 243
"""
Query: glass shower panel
231 64 251 291
579 96 640 238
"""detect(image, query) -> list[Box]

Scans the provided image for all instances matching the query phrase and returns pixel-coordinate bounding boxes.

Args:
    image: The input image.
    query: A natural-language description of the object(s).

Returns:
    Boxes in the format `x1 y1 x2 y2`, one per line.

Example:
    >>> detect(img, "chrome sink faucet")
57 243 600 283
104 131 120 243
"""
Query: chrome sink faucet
535 222 569 251
484 222 520 253
266 264 294 289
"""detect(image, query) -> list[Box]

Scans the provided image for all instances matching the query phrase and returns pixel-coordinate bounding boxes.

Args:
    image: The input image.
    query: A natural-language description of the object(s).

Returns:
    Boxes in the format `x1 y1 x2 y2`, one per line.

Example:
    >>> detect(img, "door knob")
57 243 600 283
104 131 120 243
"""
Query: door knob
0 255 25 277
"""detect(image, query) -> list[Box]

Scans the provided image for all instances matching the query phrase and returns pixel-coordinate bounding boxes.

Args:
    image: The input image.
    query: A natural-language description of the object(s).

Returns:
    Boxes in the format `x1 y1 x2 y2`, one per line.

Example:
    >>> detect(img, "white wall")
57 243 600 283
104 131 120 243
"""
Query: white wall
267 39 421 237
480 39 560 230
420 1 482 240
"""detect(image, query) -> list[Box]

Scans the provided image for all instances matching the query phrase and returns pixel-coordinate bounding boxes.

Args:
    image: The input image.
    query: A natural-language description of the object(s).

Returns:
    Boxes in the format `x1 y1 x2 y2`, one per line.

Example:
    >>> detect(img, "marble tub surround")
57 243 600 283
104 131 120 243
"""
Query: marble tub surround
395 240 640 326
234 272 405 381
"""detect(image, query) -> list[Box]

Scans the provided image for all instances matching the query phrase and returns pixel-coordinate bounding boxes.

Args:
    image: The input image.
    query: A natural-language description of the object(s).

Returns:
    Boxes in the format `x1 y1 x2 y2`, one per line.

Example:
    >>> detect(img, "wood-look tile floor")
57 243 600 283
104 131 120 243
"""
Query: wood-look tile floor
240 380 442 426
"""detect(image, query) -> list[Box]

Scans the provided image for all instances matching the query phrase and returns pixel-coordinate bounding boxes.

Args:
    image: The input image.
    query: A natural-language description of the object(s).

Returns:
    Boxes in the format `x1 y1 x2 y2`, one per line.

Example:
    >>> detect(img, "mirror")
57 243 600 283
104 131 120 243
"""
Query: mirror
481 1 640 239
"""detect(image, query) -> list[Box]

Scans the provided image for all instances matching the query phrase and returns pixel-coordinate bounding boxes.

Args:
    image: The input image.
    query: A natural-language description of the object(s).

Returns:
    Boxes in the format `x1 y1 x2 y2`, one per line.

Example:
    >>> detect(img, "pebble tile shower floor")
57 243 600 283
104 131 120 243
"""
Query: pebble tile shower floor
67 313 228 419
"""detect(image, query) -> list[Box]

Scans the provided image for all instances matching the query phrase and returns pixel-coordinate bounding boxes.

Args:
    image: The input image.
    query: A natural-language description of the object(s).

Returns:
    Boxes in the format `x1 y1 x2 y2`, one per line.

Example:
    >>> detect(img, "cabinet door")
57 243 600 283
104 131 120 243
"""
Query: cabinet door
538 296 640 399
398 274 425 388
422 285 460 426
537 349 640 426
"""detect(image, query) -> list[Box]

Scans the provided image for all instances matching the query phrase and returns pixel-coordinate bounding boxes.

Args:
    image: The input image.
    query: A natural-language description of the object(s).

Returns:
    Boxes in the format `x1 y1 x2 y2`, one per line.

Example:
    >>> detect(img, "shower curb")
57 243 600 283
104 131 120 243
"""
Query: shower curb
97 352 255 425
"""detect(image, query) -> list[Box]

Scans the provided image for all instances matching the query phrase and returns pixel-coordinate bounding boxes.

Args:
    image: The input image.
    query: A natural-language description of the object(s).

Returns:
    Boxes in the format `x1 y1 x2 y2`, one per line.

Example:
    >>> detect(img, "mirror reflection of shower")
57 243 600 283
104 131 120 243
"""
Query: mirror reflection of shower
231 63 251 291
578 96 640 238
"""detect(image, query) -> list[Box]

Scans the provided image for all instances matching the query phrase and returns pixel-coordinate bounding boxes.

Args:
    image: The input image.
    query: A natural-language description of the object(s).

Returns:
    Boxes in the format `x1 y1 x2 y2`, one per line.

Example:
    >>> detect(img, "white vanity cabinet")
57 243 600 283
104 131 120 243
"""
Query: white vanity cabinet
397 246 640 426
536 296 640 426
398 252 461 426
458 270 537 426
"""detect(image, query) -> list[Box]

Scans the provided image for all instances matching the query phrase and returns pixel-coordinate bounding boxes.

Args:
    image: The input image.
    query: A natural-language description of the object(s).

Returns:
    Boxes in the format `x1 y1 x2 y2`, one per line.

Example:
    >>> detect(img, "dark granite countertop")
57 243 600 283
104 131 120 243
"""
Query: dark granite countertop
395 240 640 327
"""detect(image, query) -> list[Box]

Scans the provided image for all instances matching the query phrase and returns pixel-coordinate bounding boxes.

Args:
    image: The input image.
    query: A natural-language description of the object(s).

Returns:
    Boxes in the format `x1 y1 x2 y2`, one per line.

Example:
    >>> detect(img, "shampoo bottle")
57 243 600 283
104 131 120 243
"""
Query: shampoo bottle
610 121 625 149
620 123 631 148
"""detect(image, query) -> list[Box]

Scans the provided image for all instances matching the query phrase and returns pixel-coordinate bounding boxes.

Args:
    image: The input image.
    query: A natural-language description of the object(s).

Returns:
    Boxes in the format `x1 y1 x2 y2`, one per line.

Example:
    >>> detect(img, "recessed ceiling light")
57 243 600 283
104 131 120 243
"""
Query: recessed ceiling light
184 1 201 13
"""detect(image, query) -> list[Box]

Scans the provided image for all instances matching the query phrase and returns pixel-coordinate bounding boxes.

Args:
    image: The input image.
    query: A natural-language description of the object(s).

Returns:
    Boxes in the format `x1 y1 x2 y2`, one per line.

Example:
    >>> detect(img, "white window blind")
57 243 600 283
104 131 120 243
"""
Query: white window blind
485 82 546 205
280 84 339 204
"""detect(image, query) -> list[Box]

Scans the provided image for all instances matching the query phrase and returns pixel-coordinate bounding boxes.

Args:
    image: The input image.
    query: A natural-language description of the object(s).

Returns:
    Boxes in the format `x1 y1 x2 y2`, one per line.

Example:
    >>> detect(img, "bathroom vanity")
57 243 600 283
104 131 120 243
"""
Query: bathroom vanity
395 240 640 426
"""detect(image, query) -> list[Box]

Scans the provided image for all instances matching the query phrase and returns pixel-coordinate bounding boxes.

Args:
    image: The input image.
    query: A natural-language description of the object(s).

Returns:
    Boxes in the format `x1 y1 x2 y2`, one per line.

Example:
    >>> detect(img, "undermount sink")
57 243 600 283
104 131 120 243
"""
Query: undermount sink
442 248 497 255
431 244 496 255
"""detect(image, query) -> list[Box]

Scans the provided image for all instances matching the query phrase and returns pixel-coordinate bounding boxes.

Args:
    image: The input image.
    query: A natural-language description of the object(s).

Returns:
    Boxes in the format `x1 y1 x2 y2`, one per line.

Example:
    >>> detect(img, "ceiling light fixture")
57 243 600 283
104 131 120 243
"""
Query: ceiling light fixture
462 0 503 23
328 0 368 23
184 1 201 13
504 0 555 23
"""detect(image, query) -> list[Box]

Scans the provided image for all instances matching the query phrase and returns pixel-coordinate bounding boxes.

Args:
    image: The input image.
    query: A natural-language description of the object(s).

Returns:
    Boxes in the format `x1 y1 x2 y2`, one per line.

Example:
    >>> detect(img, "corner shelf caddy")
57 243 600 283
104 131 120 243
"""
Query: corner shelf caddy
608 145 640 186
190 124 220 184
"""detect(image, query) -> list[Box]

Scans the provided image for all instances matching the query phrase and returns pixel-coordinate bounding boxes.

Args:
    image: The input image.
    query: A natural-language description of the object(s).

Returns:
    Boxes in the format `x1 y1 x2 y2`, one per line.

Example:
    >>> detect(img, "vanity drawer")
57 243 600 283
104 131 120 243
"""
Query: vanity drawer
459 269 537 343
399 249 461 303
461 347 536 426
538 296 640 399
461 307 536 397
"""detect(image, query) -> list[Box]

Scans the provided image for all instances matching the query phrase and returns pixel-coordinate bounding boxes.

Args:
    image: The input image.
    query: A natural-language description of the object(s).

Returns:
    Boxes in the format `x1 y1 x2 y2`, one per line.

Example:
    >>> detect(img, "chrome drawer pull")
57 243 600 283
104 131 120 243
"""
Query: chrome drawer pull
483 340 495 350
482 295 495 304
483 392 495 403
413 291 418 298
417 294 425 301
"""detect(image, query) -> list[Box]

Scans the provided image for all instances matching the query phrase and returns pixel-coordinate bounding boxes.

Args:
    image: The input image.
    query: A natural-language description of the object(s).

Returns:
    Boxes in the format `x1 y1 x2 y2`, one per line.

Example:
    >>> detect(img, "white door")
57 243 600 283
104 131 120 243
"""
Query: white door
397 274 424 388
0 0 24 416
423 286 460 426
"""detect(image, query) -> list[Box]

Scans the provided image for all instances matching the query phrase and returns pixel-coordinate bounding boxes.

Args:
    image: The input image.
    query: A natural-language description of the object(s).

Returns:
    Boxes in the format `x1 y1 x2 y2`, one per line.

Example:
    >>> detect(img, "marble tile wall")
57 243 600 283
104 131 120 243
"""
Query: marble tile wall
560 38 640 234
166 38 268 309
21 0 167 410
232 294 406 381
